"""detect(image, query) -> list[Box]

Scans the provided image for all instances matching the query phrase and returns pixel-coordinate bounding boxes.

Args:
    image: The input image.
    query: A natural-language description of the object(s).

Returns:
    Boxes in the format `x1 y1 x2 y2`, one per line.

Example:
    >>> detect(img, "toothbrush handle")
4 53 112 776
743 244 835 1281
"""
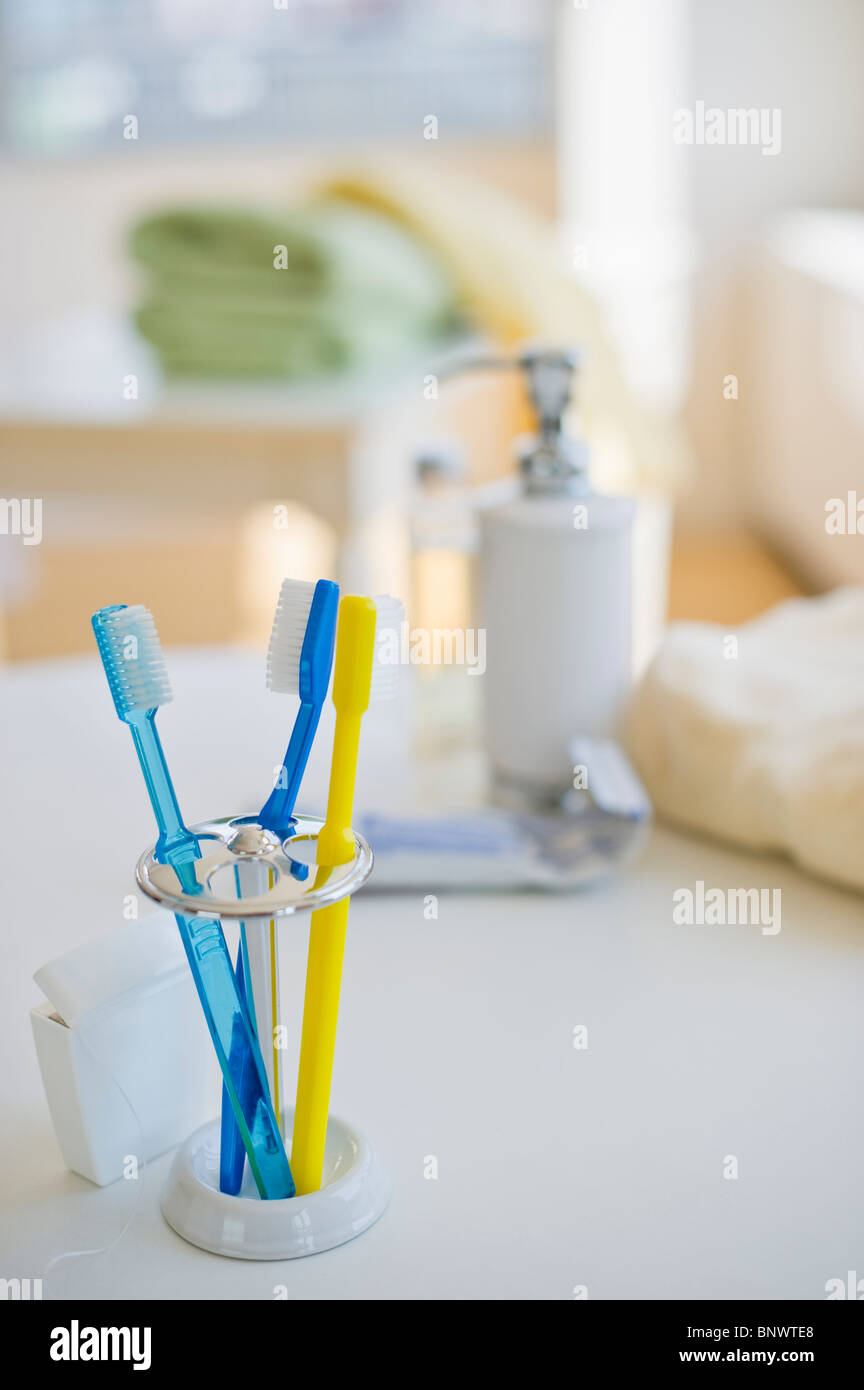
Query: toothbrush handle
291 895 350 1195
175 912 294 1200
220 865 284 1192
242 914 281 1110
220 861 281 1192
259 701 319 836
120 707 291 1193
219 928 255 1195
317 711 362 867
291 710 363 1193
129 715 199 874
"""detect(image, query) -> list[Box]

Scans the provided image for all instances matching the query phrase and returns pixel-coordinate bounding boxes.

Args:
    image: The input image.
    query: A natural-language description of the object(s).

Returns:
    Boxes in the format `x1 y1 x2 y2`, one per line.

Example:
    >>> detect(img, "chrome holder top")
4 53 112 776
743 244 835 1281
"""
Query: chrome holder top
136 812 373 921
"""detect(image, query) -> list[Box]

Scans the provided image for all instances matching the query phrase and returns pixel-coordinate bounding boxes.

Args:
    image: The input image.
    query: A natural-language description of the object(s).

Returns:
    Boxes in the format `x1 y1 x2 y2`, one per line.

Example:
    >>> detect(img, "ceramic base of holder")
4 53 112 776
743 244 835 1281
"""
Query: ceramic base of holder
161 1109 391 1260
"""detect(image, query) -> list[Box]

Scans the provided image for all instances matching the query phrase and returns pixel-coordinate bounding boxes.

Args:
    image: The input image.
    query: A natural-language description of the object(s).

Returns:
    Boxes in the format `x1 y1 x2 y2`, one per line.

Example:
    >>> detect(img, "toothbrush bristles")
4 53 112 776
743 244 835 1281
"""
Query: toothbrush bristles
92 604 172 716
267 579 316 694
370 595 404 703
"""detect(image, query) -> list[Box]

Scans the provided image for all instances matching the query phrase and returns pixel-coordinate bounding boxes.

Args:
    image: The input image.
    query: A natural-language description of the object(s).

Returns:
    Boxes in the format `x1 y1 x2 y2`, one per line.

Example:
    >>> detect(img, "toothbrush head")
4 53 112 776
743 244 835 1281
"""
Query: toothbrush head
331 594 405 715
91 604 172 722
370 595 405 704
267 578 339 705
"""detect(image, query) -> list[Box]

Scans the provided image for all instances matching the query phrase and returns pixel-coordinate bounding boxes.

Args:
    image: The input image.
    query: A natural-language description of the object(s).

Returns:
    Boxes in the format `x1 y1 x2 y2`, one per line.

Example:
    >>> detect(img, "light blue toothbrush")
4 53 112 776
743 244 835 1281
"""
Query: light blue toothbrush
91 604 295 1201
220 578 339 1194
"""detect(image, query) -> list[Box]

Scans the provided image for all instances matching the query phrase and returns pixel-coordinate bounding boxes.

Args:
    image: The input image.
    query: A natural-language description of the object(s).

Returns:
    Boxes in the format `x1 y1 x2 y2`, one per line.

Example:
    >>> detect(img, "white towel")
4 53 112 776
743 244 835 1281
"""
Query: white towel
624 587 864 893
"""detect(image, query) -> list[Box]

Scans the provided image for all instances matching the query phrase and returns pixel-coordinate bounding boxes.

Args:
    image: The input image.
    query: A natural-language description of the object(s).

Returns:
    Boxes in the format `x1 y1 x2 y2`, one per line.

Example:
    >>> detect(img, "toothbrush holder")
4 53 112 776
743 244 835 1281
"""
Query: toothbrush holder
136 811 390 1260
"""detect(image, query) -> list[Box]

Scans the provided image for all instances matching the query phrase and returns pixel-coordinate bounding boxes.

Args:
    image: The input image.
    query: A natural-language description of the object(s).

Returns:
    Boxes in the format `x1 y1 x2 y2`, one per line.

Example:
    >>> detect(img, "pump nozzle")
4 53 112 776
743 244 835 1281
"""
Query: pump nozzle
437 343 588 496
516 347 580 442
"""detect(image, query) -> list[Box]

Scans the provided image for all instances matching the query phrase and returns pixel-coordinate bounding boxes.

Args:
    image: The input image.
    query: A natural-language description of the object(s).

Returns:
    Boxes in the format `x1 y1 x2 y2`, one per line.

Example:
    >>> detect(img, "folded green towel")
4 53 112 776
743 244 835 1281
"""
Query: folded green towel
130 201 461 379
131 208 328 298
135 294 443 378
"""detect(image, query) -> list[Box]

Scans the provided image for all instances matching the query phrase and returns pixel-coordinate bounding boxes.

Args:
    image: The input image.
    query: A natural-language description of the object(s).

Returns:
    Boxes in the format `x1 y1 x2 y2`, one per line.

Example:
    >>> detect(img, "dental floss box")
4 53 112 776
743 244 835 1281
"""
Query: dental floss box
30 912 218 1187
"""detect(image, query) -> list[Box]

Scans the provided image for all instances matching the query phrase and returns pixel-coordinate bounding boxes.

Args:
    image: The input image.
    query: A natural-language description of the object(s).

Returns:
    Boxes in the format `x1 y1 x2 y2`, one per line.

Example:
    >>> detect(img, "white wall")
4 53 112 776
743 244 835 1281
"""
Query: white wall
685 0 864 527
557 0 864 530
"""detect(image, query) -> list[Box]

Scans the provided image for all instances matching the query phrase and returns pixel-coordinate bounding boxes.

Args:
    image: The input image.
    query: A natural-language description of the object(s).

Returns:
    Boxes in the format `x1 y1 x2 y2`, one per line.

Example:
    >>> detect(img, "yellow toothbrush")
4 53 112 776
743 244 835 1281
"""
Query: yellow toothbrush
291 594 400 1194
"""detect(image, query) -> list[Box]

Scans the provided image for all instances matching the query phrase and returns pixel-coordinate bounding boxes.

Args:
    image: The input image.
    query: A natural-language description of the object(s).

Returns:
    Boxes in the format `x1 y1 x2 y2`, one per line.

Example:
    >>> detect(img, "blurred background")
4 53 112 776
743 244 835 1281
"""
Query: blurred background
2 0 863 666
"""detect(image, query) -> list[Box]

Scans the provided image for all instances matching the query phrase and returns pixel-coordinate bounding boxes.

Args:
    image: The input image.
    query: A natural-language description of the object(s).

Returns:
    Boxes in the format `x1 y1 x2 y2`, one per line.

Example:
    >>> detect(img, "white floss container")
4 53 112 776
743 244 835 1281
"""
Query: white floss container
31 912 218 1186
479 349 634 801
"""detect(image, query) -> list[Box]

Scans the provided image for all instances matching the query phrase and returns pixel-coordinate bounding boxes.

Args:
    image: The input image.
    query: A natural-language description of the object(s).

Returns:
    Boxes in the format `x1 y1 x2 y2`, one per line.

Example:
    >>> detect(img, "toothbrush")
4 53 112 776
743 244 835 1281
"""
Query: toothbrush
220 578 339 1193
291 594 402 1195
91 604 295 1201
259 578 340 839
254 578 339 1106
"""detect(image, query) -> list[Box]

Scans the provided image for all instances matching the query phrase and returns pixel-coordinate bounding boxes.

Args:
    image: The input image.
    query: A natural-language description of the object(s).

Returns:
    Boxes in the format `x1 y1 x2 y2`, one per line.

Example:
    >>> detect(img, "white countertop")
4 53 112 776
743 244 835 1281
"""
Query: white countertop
1 651 862 1299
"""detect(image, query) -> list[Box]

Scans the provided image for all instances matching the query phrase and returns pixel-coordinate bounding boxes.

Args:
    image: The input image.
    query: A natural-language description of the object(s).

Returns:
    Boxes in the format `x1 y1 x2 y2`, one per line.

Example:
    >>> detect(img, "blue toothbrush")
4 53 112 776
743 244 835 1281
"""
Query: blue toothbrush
259 578 340 837
219 578 339 1194
91 604 295 1201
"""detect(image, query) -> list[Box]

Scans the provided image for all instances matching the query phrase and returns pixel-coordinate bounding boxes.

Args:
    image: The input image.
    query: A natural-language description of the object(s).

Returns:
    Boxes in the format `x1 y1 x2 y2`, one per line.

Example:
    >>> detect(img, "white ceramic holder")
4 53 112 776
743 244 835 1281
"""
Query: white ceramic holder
137 812 387 1259
162 1108 391 1260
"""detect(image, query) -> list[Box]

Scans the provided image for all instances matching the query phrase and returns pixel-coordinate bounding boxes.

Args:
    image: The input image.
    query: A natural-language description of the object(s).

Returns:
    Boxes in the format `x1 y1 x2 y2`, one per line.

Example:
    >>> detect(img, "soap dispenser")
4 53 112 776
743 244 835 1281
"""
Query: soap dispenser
478 348 634 803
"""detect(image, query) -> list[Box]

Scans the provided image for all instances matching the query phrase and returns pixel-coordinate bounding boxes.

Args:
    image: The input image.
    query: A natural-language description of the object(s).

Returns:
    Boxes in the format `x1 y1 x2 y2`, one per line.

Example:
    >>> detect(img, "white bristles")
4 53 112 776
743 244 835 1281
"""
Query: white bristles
266 579 315 694
94 604 171 715
370 595 405 703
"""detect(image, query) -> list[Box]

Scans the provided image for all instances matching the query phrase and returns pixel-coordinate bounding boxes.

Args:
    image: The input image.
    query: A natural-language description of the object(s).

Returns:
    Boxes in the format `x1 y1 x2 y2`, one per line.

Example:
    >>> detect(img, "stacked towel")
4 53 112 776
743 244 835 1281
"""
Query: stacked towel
131 201 461 379
624 588 864 894
130 164 689 497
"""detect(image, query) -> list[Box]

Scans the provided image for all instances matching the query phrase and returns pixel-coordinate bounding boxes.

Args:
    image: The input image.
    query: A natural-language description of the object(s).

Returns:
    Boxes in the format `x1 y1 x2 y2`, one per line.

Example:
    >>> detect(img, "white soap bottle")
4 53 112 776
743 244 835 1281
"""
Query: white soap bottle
478 348 634 803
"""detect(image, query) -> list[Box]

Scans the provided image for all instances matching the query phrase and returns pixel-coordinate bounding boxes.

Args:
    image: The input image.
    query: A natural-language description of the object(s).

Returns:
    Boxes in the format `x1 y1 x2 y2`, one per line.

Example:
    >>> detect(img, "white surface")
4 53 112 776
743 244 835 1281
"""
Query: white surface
1 650 862 1299
162 1111 390 1261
